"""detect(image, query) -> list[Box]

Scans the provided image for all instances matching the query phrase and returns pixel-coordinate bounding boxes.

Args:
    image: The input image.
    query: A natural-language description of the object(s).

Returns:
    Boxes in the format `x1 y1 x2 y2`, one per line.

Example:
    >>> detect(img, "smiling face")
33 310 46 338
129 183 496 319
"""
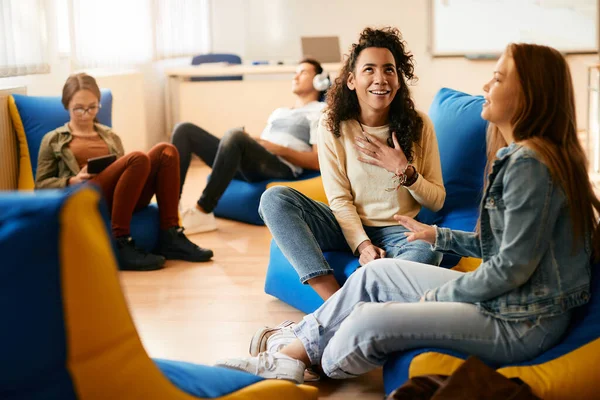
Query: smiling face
482 52 521 130
347 47 400 118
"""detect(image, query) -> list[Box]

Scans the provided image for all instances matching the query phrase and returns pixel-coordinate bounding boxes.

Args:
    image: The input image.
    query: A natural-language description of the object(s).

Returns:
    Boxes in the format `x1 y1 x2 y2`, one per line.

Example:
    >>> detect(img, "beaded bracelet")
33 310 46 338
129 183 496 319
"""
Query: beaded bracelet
386 164 417 192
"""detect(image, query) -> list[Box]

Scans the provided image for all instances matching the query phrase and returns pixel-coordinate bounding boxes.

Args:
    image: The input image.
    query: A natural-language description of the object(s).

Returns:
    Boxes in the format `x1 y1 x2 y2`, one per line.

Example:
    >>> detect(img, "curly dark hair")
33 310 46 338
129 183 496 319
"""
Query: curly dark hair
325 27 422 162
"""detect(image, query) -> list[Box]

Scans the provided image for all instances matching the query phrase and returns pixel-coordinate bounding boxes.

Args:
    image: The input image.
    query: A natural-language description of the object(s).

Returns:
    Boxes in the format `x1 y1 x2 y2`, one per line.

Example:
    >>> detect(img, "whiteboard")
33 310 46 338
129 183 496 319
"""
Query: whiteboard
430 0 597 56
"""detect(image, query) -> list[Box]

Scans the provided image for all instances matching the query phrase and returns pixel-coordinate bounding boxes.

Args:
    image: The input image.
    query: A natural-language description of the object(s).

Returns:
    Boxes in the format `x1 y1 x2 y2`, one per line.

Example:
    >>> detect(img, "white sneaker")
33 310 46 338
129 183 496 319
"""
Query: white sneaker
215 352 305 384
181 206 217 234
249 320 297 357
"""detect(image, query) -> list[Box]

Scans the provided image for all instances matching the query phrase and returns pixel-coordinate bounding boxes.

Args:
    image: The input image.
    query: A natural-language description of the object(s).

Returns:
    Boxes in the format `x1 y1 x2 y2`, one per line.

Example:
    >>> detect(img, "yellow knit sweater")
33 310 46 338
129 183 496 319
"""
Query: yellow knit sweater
317 111 445 253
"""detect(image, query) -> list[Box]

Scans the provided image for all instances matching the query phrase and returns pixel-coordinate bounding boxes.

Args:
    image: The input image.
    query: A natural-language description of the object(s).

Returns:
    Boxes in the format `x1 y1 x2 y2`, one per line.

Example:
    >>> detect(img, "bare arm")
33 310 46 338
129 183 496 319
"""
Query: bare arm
258 140 319 170
279 144 319 170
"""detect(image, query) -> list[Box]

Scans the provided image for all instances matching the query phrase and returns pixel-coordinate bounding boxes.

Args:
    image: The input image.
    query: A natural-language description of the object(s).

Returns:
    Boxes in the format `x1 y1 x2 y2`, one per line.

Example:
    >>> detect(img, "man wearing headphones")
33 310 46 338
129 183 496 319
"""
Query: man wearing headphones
172 58 329 233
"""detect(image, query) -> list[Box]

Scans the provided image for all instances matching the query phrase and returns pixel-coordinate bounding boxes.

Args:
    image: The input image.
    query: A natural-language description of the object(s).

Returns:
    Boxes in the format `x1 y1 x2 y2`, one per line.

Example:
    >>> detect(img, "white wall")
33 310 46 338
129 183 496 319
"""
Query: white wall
211 0 596 129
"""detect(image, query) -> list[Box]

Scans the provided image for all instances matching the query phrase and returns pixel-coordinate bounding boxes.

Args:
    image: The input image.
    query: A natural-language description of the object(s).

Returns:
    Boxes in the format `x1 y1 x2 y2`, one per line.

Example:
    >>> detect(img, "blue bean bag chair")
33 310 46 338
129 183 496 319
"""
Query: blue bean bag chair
0 186 317 400
416 87 488 267
265 241 360 314
212 170 322 225
264 88 488 313
9 92 160 253
383 264 600 399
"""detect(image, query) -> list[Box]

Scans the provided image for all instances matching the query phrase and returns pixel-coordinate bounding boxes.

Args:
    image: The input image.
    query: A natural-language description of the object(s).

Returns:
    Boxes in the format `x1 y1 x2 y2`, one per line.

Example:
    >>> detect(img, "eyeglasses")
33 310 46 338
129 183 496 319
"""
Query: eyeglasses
72 104 101 116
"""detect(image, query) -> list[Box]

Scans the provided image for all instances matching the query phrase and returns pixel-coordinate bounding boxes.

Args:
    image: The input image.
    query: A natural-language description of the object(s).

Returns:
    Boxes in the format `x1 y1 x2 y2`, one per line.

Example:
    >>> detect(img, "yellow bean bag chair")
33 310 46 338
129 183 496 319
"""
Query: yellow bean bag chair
266 175 328 205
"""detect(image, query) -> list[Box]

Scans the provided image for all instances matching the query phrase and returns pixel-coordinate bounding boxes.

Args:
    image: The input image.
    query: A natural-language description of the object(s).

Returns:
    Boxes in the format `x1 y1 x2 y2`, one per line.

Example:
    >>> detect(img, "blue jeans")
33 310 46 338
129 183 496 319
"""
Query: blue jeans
259 186 442 283
292 259 572 378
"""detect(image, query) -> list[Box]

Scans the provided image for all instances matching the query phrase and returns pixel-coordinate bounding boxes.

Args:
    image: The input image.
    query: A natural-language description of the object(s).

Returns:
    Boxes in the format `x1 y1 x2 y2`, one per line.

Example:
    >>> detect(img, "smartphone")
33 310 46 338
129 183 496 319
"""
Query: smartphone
87 154 117 174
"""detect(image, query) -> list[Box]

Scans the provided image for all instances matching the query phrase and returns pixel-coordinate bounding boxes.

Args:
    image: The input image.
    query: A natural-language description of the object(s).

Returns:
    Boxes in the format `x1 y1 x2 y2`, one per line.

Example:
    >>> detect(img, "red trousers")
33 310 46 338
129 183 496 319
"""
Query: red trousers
90 143 180 237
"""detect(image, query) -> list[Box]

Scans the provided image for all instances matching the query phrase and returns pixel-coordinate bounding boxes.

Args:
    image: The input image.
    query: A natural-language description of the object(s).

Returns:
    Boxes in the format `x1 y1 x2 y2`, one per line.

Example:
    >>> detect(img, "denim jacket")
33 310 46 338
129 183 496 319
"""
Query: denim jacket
425 143 592 321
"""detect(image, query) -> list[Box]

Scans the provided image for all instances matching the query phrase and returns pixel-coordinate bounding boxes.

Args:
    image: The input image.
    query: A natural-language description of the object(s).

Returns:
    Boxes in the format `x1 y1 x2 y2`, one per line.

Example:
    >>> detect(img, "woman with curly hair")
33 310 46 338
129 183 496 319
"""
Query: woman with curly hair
259 27 445 300
217 42 598 386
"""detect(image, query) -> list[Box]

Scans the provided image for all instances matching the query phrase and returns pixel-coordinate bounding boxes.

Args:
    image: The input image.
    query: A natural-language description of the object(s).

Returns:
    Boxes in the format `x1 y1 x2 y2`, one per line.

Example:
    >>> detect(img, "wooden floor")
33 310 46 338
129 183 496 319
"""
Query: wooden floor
120 160 385 399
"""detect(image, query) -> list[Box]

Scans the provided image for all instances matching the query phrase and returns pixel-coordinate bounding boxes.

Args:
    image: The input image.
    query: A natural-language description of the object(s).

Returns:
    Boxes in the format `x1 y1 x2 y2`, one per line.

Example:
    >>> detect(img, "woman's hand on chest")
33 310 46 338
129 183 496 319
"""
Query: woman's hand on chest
354 132 408 174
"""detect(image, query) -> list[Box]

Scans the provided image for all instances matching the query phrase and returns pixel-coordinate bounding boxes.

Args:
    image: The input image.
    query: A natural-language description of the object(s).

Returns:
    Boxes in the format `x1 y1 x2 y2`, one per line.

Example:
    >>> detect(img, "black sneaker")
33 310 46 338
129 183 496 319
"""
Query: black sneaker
155 227 214 262
116 236 166 271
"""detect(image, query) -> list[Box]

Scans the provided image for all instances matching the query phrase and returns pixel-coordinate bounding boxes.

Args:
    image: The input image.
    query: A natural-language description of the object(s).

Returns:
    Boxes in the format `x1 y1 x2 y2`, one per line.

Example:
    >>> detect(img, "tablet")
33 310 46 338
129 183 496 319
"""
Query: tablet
87 154 117 174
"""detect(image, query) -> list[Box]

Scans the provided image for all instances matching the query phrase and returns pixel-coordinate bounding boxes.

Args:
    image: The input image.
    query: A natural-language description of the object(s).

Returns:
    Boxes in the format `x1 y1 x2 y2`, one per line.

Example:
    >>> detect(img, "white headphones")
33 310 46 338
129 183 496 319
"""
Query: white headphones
313 71 331 92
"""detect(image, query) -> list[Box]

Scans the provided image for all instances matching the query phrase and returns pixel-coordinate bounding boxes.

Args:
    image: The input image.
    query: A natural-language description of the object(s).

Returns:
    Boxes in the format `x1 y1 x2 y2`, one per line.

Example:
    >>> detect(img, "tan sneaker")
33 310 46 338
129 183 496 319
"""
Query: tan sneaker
249 320 321 382
249 320 296 357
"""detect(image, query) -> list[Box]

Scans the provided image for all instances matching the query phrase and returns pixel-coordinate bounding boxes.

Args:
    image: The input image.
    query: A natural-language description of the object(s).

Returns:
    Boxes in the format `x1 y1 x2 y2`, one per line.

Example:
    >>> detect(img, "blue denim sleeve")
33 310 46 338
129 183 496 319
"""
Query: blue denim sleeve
425 156 563 303
434 227 482 259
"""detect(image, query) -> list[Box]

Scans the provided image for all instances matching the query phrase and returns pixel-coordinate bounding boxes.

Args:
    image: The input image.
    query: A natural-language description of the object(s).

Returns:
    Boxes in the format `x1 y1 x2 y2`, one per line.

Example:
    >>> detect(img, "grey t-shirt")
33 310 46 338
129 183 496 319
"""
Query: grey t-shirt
260 101 325 176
